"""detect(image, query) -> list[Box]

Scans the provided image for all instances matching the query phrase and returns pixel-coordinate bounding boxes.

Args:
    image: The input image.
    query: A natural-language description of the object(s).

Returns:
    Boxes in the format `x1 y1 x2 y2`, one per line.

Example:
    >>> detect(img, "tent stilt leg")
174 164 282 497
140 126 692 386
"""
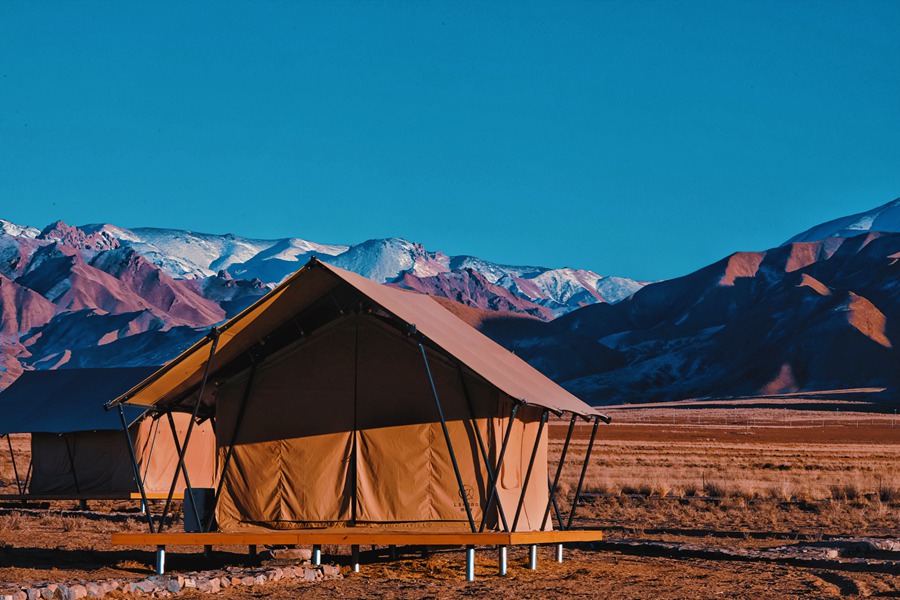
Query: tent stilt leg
499 546 508 576
313 545 322 565
351 545 360 573
465 545 475 582
155 546 166 575
388 545 396 561
249 545 257 558
528 544 538 570
556 544 564 563
203 545 212 557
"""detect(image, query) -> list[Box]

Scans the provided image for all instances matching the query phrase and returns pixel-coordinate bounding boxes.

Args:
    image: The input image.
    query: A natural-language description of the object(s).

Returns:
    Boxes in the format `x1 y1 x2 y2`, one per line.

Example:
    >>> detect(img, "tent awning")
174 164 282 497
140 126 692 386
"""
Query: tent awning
109 259 607 419
0 367 158 435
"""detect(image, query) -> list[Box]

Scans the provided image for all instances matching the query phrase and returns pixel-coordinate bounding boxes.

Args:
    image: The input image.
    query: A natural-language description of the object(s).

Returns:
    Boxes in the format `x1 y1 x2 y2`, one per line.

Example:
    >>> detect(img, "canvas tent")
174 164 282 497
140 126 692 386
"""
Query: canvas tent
0 368 215 498
110 259 607 533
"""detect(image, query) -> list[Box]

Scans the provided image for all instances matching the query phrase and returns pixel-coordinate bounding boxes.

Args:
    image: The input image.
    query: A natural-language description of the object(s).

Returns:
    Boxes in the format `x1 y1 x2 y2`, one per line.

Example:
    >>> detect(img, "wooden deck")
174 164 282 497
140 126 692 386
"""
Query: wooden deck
112 528 602 548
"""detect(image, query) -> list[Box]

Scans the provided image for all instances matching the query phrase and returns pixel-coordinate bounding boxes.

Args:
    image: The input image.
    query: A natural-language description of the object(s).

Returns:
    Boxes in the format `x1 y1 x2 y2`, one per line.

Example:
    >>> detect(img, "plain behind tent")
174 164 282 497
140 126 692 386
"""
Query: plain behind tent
111 259 608 532
0 368 215 497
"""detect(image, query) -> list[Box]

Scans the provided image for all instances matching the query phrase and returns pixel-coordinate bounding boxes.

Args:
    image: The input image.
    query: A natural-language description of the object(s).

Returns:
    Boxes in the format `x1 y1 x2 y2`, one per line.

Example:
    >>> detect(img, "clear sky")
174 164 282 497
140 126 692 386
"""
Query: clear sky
1 1 898 281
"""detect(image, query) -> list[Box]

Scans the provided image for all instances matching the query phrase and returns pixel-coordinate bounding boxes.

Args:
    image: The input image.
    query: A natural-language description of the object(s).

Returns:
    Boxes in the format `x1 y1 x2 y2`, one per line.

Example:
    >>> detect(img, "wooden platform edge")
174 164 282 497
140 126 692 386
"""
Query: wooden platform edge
112 529 603 547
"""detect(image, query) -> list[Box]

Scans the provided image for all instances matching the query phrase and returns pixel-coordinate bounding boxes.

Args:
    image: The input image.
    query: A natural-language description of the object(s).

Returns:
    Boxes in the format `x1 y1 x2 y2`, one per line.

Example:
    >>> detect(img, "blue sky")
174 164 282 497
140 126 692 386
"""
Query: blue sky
1 1 898 281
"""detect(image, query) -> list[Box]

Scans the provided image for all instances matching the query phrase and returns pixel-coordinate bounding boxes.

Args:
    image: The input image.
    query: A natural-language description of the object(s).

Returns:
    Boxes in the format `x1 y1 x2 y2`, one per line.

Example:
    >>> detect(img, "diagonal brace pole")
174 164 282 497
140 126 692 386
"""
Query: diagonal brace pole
566 416 601 530
512 409 548 532
159 328 220 532
166 411 203 532
119 405 155 532
419 343 476 533
541 413 577 530
5 435 22 495
480 402 518 532
457 364 509 532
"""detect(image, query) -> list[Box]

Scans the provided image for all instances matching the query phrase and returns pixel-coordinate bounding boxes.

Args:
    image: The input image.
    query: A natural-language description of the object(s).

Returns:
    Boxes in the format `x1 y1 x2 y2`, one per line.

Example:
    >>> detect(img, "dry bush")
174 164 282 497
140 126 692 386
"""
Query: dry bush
0 511 23 532
878 482 900 504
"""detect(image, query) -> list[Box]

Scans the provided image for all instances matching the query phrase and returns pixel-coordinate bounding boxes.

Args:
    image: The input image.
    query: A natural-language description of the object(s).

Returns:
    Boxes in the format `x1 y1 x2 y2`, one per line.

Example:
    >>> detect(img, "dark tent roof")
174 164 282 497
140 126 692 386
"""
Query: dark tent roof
0 368 159 435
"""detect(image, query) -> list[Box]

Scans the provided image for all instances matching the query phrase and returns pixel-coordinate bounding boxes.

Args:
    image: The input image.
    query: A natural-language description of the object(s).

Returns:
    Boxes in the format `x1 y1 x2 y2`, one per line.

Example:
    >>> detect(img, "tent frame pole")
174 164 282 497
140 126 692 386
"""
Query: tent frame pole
165 411 203 532
566 416 601 530
62 433 82 496
456 364 509 533
159 328 220 532
119 405 155 532
418 342 476 534
4 435 22 495
512 409 548 532
541 413 577 530
480 402 518 533
22 459 33 495
207 359 258 532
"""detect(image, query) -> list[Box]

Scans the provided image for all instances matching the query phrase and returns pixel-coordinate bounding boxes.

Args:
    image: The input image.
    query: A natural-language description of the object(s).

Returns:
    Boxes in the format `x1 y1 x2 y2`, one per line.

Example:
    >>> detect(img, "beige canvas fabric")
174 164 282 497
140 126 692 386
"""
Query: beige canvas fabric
134 412 217 495
28 414 216 497
214 316 550 531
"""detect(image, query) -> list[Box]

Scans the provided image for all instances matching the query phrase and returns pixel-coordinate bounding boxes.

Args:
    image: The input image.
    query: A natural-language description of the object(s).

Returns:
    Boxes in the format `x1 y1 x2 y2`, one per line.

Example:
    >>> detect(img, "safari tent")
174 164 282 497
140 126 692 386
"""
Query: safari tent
109 258 608 535
0 368 215 499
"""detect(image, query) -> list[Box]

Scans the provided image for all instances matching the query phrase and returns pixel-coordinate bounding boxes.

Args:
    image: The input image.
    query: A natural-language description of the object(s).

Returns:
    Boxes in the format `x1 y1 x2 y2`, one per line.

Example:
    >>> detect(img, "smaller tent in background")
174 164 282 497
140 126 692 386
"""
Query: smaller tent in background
0 368 215 498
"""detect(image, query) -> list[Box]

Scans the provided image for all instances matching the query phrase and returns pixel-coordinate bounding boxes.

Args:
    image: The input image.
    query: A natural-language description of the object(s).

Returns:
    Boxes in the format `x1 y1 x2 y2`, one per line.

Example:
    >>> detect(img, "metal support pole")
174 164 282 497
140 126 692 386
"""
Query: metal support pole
566 416 601 530
457 365 509 532
208 360 258 532
313 545 322 565
249 545 257 557
119 405 155 532
512 409 548 532
351 545 360 573
480 403 519 532
156 546 166 575
556 543 564 563
22 459 33 495
5 435 22 495
419 343 476 533
499 546 508 576
542 414 577 530
528 544 538 570
160 328 220 532
550 483 565 529
465 545 475 581
62 434 82 496
166 411 203 533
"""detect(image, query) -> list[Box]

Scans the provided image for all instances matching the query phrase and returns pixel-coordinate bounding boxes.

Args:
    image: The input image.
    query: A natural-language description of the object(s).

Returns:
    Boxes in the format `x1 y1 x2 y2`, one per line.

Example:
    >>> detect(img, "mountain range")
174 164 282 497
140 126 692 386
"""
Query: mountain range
0 218 640 389
1 197 899 405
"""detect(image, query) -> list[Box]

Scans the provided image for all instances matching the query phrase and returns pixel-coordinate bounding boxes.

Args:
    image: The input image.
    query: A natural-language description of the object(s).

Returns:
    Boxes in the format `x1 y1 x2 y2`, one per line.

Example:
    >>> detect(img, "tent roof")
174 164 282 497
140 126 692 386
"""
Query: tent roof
110 259 606 419
0 368 158 435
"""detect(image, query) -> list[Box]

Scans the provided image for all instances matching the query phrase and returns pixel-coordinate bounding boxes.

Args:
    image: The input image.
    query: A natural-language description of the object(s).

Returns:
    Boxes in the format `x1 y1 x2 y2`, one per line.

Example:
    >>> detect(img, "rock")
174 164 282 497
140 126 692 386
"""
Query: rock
322 564 341 578
182 578 195 589
268 547 312 561
254 575 267 586
303 569 317 581
825 549 840 559
15 592 28 600
240 577 255 587
208 579 220 593
25 589 41 600
165 579 181 594
67 586 87 600
40 585 58 600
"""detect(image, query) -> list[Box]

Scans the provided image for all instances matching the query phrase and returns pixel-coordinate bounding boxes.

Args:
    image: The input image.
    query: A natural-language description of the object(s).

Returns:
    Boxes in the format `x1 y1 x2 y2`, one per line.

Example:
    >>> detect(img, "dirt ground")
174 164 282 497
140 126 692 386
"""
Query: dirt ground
0 395 898 598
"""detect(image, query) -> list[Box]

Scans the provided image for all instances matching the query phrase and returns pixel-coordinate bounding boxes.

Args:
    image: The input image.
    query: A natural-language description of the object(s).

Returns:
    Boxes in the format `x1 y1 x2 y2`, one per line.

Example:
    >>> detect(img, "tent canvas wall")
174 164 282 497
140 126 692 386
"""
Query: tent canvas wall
0 368 216 497
111 259 607 532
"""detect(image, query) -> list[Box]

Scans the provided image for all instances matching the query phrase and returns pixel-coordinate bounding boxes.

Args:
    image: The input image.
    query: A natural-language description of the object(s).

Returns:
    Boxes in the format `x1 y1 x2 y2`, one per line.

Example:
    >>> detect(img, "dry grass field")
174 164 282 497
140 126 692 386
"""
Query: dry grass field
0 392 898 598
